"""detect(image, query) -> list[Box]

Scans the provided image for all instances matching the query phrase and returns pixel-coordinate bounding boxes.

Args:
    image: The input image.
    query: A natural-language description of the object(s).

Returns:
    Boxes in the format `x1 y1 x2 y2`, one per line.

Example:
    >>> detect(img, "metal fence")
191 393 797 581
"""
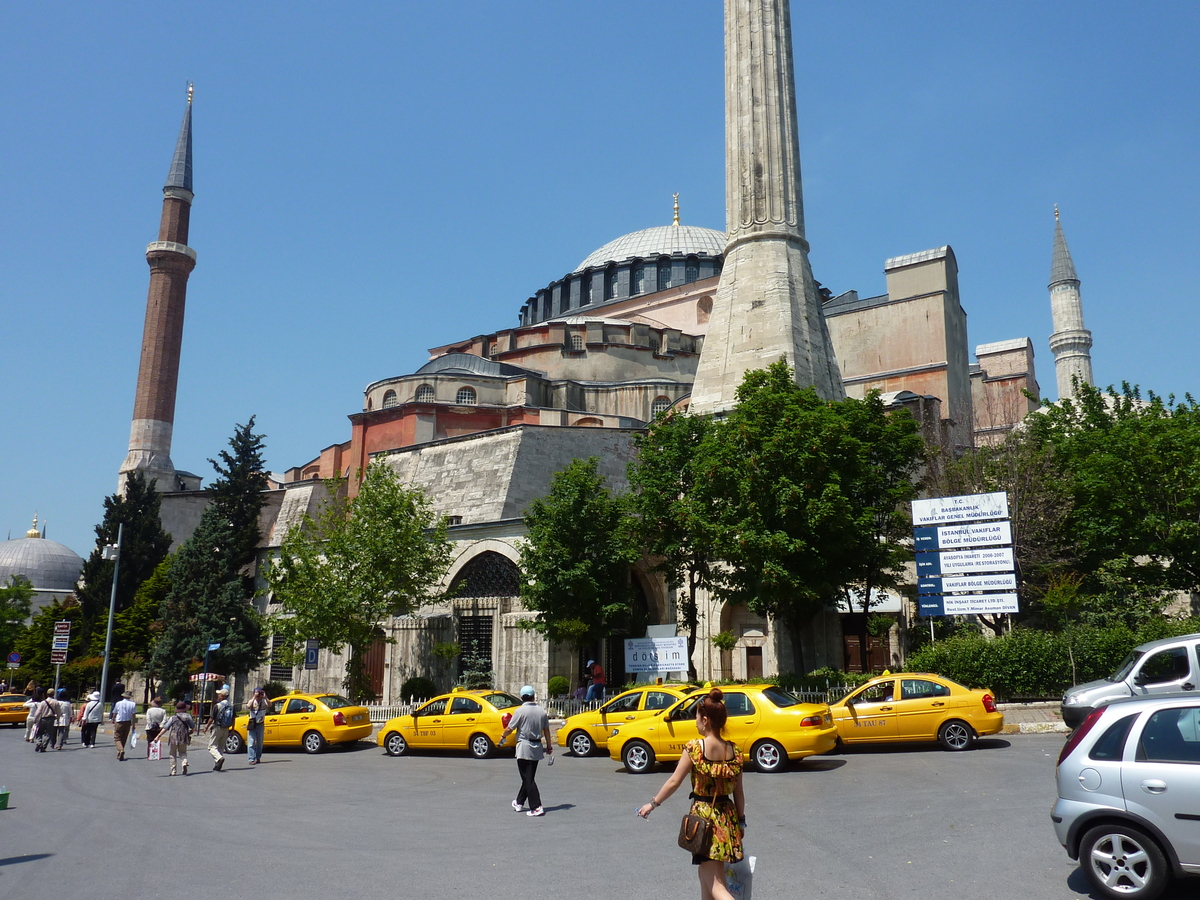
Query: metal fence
363 684 857 722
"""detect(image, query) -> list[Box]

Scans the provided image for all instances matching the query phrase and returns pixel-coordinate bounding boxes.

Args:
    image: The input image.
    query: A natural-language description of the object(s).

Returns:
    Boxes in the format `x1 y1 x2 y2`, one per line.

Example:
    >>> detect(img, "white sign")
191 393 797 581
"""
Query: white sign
911 492 1009 526
937 547 1015 574
937 572 1018 593
940 593 1021 615
927 521 1012 550
624 637 689 674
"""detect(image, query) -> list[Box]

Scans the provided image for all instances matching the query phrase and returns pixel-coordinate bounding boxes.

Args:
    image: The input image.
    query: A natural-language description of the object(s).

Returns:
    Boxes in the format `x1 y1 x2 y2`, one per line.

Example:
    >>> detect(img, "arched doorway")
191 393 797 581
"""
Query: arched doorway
448 551 521 681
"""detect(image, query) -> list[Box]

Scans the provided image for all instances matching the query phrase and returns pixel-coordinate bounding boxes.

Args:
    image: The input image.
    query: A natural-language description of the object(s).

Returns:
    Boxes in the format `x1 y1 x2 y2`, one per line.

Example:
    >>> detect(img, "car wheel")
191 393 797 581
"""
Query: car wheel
568 730 595 757
469 733 495 759
224 731 246 754
1080 823 1169 900
937 720 974 751
302 730 326 754
751 739 788 773
622 740 655 774
383 731 408 757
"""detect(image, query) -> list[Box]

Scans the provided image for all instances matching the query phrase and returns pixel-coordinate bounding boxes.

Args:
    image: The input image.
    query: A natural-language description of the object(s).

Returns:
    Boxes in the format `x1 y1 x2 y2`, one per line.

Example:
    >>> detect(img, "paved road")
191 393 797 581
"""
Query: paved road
0 727 1193 899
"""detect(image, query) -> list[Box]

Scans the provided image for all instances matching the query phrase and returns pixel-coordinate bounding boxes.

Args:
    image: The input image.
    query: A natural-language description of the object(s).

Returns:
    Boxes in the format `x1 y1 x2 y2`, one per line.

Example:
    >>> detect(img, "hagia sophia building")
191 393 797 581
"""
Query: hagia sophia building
2 3 1096 700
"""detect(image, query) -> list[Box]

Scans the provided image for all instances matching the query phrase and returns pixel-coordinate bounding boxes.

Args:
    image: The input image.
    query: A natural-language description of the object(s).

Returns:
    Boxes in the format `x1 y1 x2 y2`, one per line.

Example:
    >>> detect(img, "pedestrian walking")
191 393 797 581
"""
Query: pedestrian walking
144 696 166 757
78 691 103 748
498 685 553 817
584 659 606 702
246 687 269 765
53 693 73 749
110 690 138 761
636 687 745 900
31 689 59 752
155 701 194 775
207 688 232 771
23 695 37 742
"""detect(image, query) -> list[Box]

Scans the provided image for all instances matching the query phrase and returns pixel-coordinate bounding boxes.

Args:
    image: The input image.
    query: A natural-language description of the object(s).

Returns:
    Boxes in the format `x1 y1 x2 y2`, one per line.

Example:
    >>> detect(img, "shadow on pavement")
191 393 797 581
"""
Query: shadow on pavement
0 854 54 867
833 738 1011 755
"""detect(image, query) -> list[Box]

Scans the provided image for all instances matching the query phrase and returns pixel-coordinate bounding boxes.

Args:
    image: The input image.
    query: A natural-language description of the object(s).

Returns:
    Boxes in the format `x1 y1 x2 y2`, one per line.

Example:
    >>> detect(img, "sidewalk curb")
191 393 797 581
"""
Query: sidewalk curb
1002 722 1069 735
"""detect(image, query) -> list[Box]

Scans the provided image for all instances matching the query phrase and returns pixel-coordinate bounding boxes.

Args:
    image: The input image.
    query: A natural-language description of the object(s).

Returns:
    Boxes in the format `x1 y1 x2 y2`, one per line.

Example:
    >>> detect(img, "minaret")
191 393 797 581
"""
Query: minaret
689 0 843 415
1048 207 1093 399
119 86 197 492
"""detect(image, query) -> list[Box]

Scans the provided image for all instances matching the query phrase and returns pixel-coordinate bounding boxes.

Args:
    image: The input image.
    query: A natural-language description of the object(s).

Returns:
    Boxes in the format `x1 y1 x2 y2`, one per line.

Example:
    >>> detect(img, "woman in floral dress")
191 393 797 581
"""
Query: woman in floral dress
637 687 745 900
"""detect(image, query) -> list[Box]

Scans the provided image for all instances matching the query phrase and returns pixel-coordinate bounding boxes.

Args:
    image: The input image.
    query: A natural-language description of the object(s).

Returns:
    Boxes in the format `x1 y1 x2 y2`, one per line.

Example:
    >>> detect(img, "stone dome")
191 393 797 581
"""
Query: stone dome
0 535 84 592
575 224 726 273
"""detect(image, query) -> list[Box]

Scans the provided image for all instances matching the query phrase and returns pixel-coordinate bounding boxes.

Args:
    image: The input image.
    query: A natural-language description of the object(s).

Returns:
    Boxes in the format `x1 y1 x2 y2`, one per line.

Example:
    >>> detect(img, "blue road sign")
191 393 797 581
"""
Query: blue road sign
208 642 221 651
918 596 945 617
7 652 20 664
304 639 319 670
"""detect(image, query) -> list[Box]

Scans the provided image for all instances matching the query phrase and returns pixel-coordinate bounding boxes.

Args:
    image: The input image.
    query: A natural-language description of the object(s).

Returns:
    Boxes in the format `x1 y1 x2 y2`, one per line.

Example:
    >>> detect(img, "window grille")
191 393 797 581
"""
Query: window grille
456 387 476 405
382 390 398 408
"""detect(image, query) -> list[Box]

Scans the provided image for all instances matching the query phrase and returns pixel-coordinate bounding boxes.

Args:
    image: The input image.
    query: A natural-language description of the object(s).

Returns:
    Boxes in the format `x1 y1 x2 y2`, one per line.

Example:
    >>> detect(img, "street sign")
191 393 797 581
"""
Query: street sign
50 650 68 665
912 491 1009 527
208 642 222 651
912 520 1012 552
918 572 1019 595
51 621 71 652
51 637 69 651
304 639 319 670
53 621 71 635
6 652 20 664
5 662 18 669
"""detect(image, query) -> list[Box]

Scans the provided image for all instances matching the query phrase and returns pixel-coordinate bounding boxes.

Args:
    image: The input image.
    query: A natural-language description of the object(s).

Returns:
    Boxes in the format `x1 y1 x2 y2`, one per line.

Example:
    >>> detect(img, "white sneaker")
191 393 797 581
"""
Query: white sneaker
527 807 545 817
511 800 523 812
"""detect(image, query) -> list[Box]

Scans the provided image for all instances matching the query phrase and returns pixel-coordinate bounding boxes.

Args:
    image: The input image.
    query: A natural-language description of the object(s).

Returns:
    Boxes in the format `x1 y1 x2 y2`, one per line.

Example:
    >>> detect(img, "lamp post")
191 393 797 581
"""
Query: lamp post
98 523 123 716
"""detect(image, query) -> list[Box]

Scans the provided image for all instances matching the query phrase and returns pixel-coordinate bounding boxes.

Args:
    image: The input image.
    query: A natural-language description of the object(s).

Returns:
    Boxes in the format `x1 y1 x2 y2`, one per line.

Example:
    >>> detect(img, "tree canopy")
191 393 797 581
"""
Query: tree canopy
266 463 453 698
0 575 34 660
518 457 639 652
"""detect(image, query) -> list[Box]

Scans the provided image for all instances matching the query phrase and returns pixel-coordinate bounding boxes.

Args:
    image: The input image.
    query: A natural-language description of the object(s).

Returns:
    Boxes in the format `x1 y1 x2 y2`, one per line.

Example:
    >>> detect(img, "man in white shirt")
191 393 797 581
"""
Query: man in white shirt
498 686 554 817
206 688 232 771
110 691 138 760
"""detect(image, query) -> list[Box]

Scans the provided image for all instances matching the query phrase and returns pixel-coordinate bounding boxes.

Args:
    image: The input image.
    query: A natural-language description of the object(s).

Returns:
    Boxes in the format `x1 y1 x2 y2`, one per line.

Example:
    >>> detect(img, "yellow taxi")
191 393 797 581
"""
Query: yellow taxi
224 691 373 755
608 684 838 774
828 672 1004 751
558 684 700 756
377 687 524 759
0 694 31 725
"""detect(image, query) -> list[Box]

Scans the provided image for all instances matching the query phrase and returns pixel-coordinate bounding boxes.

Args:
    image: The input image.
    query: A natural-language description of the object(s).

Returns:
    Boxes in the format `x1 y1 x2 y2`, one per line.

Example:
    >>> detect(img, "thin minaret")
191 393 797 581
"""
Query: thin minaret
118 85 197 492
689 0 843 415
1048 206 1093 399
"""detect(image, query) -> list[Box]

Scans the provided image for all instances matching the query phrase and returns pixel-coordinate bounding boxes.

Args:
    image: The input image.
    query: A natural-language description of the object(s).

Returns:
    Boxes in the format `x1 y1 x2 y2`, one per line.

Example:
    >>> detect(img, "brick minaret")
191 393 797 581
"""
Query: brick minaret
690 0 843 414
118 87 197 492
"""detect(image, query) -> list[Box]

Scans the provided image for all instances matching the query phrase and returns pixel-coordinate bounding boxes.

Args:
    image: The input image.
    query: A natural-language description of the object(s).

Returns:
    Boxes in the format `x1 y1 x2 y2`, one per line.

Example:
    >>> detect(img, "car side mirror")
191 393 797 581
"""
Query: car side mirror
1132 673 1145 686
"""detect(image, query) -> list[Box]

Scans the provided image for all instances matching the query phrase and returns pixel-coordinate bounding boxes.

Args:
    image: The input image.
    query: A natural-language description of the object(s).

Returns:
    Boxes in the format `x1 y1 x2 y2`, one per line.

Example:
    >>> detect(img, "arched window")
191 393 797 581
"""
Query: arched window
570 333 584 351
685 258 700 283
651 396 672 418
696 296 713 326
587 276 597 305
632 265 645 295
449 551 521 598
415 384 435 403
382 390 398 409
456 386 477 405
658 261 672 289
607 268 620 300
574 416 604 426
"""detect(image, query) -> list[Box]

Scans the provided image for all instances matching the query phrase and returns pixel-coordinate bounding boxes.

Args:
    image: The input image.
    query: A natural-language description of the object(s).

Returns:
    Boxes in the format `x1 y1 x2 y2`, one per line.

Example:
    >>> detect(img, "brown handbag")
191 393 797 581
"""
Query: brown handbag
678 809 713 854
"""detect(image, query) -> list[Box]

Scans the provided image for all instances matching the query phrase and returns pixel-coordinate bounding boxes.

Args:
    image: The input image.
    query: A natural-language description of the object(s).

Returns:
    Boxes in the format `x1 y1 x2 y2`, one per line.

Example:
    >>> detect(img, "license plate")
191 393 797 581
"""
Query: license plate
352 714 364 722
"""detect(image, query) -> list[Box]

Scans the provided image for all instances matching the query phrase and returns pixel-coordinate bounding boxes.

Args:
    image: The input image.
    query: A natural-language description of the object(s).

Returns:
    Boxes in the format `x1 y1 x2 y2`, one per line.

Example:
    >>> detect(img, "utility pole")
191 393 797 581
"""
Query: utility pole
99 523 124 714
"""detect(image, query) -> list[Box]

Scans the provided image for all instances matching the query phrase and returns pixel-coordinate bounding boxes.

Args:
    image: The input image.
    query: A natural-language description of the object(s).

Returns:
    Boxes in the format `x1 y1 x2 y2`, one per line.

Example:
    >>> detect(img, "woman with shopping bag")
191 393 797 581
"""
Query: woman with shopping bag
636 687 746 900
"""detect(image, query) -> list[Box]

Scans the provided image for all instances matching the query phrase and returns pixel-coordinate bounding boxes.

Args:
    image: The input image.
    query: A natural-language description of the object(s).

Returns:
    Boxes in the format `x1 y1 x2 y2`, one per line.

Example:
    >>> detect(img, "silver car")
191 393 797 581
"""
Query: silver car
1061 632 1200 728
1052 693 1200 899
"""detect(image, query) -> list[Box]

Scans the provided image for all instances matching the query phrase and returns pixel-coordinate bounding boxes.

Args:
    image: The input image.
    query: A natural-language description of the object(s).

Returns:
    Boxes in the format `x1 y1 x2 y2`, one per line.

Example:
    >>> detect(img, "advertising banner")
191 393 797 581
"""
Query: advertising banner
624 637 689 674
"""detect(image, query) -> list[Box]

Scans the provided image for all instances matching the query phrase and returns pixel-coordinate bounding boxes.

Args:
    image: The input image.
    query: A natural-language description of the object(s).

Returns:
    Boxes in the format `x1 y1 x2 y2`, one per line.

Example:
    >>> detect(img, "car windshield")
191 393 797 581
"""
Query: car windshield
483 693 523 711
1109 651 1143 682
316 695 354 709
760 686 802 708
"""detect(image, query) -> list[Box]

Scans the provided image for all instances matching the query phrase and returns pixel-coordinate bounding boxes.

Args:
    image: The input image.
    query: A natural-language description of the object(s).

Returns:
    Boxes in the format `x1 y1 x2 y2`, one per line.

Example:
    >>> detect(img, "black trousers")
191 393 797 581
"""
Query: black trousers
515 758 541 810
80 722 99 747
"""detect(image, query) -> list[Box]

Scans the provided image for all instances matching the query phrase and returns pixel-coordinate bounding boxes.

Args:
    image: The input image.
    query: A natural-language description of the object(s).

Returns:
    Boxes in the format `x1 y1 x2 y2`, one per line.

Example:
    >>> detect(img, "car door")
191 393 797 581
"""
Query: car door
895 678 953 740
1121 704 1200 866
1130 645 1196 697
409 698 447 747
262 699 287 745
836 680 899 742
719 691 761 748
277 697 318 744
443 696 484 749
657 695 702 756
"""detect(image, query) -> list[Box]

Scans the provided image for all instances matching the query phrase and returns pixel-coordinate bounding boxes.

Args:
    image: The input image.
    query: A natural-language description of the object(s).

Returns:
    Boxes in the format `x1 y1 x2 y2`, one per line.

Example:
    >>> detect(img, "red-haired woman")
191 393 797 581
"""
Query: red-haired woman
637 687 745 900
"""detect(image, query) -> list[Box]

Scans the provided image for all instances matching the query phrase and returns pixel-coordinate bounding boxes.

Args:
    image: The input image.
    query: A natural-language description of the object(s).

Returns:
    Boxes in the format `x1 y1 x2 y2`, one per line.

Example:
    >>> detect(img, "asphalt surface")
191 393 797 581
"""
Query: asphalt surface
0 726 1195 899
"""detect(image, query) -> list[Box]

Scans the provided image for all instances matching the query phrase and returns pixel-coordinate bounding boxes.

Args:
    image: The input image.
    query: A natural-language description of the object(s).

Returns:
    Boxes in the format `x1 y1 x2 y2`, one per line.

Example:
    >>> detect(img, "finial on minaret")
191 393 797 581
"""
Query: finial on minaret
26 513 40 539
1054 204 1059 221
673 193 680 226
187 81 194 105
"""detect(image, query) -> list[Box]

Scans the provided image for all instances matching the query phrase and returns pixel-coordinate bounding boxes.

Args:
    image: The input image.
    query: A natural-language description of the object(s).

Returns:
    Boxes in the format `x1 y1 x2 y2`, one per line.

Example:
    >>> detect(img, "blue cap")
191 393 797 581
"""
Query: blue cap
520 685 535 699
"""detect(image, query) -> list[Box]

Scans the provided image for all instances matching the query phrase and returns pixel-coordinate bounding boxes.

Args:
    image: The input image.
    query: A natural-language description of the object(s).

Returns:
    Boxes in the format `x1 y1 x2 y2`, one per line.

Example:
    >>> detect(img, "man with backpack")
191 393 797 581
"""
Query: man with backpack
206 687 233 771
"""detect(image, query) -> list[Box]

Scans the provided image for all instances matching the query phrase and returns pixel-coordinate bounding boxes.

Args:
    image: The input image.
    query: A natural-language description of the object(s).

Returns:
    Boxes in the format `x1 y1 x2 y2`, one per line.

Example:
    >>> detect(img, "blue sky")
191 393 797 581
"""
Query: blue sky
3 2 1198 557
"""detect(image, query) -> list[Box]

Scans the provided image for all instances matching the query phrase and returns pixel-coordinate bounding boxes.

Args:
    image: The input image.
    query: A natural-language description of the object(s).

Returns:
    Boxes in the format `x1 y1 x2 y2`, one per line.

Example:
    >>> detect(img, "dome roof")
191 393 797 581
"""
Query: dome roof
575 224 726 273
0 536 84 592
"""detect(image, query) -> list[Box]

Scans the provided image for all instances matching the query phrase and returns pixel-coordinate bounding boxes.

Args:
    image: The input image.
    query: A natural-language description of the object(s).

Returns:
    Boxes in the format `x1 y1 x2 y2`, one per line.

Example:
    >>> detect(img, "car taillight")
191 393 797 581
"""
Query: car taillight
982 694 997 713
1057 707 1104 766
333 712 346 726
800 715 823 727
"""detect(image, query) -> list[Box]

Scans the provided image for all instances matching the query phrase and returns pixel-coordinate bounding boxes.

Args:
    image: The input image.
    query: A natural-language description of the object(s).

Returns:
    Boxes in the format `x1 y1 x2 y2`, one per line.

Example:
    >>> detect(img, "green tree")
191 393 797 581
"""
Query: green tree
692 361 923 673
0 575 34 659
628 410 718 680
105 558 171 698
74 471 172 652
518 457 639 657
266 464 453 698
14 596 84 689
151 420 269 694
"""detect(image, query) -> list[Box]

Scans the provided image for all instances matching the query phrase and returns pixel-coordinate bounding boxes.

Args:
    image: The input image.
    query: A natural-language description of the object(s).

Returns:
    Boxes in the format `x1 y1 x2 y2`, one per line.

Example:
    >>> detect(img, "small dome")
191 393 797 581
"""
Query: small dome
0 536 84 592
575 225 726 273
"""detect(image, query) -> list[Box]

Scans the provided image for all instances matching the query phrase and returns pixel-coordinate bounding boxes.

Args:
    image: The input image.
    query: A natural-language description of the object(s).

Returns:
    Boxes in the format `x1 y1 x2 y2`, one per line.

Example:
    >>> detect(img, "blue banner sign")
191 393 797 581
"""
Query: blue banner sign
913 521 1012 551
919 572 1019 595
918 596 945 616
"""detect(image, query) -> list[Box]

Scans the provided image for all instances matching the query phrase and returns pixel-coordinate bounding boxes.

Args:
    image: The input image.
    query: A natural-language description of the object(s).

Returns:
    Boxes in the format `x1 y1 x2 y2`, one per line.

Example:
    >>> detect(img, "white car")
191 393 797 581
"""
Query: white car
1052 693 1200 899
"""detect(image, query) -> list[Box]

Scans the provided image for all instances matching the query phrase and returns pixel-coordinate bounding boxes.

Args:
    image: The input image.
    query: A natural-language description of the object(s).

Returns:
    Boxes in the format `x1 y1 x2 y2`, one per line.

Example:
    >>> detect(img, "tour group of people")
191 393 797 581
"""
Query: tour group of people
15 682 274 776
